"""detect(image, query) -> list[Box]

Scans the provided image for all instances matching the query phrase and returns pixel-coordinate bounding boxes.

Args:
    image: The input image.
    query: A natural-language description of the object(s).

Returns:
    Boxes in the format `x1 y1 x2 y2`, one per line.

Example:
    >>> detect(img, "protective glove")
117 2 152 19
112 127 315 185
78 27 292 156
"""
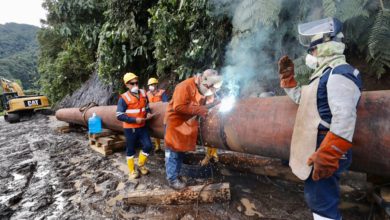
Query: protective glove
192 105 208 118
278 55 297 88
175 104 208 118
201 147 218 166
307 132 352 181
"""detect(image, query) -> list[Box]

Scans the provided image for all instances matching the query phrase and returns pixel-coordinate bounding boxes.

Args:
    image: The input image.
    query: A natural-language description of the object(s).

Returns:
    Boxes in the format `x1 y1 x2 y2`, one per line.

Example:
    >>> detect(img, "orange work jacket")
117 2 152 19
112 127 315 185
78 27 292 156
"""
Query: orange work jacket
147 89 165 103
121 89 147 128
164 77 205 152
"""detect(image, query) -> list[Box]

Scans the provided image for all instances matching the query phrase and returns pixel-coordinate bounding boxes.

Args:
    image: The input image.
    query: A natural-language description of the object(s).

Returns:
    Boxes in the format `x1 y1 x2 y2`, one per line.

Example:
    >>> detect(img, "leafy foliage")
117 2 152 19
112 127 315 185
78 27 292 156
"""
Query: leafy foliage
38 0 105 103
367 9 390 78
0 23 39 89
37 0 390 104
97 0 157 89
148 0 232 80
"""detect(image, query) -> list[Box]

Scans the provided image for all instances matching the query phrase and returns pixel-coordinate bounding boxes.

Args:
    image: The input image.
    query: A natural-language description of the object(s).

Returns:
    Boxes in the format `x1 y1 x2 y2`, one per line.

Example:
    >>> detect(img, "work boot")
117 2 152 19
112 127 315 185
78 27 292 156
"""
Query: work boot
201 147 219 166
127 157 140 180
138 151 149 175
154 138 163 153
168 179 186 190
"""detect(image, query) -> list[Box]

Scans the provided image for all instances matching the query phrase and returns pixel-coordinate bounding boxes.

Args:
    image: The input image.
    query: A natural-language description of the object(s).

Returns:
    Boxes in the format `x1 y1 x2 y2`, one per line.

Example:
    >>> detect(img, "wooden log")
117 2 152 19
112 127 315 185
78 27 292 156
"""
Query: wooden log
124 182 230 205
216 152 301 182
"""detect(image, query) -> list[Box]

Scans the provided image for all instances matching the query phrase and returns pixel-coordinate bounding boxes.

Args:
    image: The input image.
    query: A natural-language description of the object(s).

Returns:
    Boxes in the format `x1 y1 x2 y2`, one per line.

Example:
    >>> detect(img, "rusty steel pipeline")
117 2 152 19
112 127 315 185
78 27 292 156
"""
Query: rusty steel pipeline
55 90 390 177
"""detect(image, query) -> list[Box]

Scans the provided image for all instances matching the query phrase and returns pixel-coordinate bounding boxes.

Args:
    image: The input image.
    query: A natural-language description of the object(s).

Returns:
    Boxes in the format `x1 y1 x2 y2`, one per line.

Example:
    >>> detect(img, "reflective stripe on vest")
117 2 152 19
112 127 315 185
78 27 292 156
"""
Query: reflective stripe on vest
121 90 147 128
125 108 146 114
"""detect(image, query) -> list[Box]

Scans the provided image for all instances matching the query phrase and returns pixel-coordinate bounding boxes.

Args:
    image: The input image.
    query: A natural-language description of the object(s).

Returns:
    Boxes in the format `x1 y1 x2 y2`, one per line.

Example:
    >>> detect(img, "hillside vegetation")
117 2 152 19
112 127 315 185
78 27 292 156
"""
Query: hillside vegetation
37 0 390 103
0 23 39 90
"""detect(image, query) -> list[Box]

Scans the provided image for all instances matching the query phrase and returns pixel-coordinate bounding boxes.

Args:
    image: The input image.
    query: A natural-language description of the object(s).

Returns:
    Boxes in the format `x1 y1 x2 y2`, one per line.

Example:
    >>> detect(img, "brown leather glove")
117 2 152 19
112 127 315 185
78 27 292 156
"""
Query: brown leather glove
278 55 297 88
192 105 208 118
307 132 352 181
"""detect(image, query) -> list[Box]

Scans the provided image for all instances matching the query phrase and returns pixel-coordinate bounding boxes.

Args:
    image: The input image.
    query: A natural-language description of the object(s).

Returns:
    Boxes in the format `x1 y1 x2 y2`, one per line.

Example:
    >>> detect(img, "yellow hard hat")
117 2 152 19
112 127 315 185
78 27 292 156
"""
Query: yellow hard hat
147 77 159 85
123 72 138 84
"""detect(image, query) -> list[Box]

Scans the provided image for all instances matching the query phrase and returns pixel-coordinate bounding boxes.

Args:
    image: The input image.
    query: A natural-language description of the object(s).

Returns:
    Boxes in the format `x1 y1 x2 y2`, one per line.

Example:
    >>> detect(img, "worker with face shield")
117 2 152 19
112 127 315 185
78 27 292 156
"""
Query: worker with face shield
278 18 362 220
164 69 222 190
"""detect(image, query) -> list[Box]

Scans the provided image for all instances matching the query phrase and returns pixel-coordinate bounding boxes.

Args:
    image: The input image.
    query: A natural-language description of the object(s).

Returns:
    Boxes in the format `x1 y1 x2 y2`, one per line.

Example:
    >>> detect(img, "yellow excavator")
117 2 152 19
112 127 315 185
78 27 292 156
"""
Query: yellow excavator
1 77 51 123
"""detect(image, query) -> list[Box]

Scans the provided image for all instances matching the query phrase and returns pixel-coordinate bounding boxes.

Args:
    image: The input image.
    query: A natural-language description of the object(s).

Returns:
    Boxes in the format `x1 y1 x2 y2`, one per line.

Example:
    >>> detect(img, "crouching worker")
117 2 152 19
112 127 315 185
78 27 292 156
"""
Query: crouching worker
146 77 169 152
116 72 155 180
164 69 222 190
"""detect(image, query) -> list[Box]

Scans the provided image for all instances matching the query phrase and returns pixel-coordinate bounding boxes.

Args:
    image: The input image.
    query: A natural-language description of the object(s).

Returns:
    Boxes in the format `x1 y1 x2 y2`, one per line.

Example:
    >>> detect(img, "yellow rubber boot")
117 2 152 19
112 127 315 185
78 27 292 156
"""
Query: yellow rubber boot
138 151 149 175
154 138 161 152
127 157 139 179
210 147 219 162
201 147 218 166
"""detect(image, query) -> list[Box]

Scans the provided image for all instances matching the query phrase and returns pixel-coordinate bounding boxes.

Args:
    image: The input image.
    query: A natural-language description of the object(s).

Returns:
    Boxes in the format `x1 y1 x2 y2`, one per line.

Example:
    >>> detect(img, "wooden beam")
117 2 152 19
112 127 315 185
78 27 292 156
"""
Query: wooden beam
217 152 301 182
123 182 230 205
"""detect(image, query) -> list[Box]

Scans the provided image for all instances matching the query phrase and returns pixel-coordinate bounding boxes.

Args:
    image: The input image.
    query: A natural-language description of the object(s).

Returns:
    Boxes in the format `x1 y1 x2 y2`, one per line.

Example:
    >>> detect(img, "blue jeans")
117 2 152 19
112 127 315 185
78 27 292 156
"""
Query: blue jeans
304 133 352 220
165 147 184 182
124 127 153 157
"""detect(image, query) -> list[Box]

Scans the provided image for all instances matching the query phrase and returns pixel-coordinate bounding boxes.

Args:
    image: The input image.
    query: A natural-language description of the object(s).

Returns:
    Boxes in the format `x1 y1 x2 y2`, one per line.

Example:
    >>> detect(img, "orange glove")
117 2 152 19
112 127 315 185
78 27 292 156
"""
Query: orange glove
307 132 352 181
278 55 297 88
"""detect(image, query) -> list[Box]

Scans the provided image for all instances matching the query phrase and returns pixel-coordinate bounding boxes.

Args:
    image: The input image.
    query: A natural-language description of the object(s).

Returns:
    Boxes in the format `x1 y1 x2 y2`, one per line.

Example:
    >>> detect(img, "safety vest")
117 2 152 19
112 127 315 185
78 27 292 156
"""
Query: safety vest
147 89 165 103
121 90 147 129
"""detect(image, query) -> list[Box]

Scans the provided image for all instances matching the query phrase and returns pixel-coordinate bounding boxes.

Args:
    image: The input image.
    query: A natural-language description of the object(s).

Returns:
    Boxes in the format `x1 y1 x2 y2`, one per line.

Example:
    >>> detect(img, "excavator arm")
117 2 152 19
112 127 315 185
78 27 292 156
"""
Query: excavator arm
1 78 25 96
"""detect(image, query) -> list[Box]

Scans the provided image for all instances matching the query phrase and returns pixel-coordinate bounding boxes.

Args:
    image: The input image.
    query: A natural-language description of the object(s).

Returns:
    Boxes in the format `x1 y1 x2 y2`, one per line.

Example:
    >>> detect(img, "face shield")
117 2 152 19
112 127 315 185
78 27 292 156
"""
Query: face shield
199 74 223 96
298 17 343 47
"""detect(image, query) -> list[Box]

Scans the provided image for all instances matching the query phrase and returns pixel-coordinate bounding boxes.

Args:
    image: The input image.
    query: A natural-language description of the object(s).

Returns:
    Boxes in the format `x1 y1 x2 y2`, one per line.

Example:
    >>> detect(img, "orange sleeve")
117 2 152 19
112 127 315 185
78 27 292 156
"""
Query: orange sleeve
172 82 205 116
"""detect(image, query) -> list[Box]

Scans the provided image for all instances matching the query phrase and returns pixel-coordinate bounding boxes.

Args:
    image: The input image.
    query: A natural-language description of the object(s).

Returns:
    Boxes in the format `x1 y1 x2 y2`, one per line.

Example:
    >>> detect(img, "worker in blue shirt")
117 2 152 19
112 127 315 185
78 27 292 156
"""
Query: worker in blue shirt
116 72 155 180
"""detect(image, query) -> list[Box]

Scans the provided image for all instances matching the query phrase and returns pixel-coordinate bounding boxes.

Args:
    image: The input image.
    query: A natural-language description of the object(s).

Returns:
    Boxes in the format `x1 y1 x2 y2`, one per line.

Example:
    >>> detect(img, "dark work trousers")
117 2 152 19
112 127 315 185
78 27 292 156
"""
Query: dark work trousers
304 132 352 220
124 126 153 157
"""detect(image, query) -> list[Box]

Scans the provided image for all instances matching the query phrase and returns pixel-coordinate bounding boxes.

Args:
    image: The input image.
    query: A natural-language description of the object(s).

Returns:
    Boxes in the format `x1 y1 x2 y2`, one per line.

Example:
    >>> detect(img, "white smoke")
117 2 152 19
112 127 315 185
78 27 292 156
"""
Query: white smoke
212 0 284 98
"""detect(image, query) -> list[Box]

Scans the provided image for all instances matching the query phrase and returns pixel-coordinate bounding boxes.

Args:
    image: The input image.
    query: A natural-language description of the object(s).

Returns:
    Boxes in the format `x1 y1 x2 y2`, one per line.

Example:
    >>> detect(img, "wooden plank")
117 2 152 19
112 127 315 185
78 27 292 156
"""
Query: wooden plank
117 135 126 141
124 182 230 205
97 137 114 145
110 141 125 150
90 143 112 156
89 129 114 139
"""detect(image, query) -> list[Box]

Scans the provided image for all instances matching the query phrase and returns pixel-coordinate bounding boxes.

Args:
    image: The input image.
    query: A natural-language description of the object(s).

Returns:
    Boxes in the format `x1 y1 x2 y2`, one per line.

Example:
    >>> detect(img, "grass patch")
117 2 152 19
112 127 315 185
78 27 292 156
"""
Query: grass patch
0 111 5 116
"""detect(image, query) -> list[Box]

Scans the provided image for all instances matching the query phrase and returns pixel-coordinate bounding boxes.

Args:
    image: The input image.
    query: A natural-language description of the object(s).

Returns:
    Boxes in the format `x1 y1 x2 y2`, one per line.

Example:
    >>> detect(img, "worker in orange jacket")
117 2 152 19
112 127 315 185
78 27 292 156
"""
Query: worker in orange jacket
146 77 169 152
164 69 222 190
116 72 156 180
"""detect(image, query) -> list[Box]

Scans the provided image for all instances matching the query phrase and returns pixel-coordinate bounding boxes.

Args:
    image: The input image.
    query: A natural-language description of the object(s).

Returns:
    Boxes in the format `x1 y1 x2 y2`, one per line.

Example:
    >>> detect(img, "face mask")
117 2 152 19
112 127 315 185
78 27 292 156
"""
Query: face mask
131 86 139 93
305 54 318 70
148 86 155 91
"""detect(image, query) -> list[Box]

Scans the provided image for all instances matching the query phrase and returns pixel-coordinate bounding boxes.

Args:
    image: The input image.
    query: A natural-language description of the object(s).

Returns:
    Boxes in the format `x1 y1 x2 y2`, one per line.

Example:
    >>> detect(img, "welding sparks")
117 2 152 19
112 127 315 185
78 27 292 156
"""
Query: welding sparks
219 96 236 113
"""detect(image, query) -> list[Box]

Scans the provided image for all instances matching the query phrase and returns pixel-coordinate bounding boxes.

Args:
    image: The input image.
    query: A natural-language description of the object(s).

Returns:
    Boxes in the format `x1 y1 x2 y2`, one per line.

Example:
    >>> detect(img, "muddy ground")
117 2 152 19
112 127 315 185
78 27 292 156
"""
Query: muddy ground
0 115 387 219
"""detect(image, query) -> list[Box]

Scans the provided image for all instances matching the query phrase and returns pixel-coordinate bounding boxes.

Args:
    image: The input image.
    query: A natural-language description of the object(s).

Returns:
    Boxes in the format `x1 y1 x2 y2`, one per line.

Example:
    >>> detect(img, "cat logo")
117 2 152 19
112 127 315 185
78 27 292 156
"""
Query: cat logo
26 100 39 107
